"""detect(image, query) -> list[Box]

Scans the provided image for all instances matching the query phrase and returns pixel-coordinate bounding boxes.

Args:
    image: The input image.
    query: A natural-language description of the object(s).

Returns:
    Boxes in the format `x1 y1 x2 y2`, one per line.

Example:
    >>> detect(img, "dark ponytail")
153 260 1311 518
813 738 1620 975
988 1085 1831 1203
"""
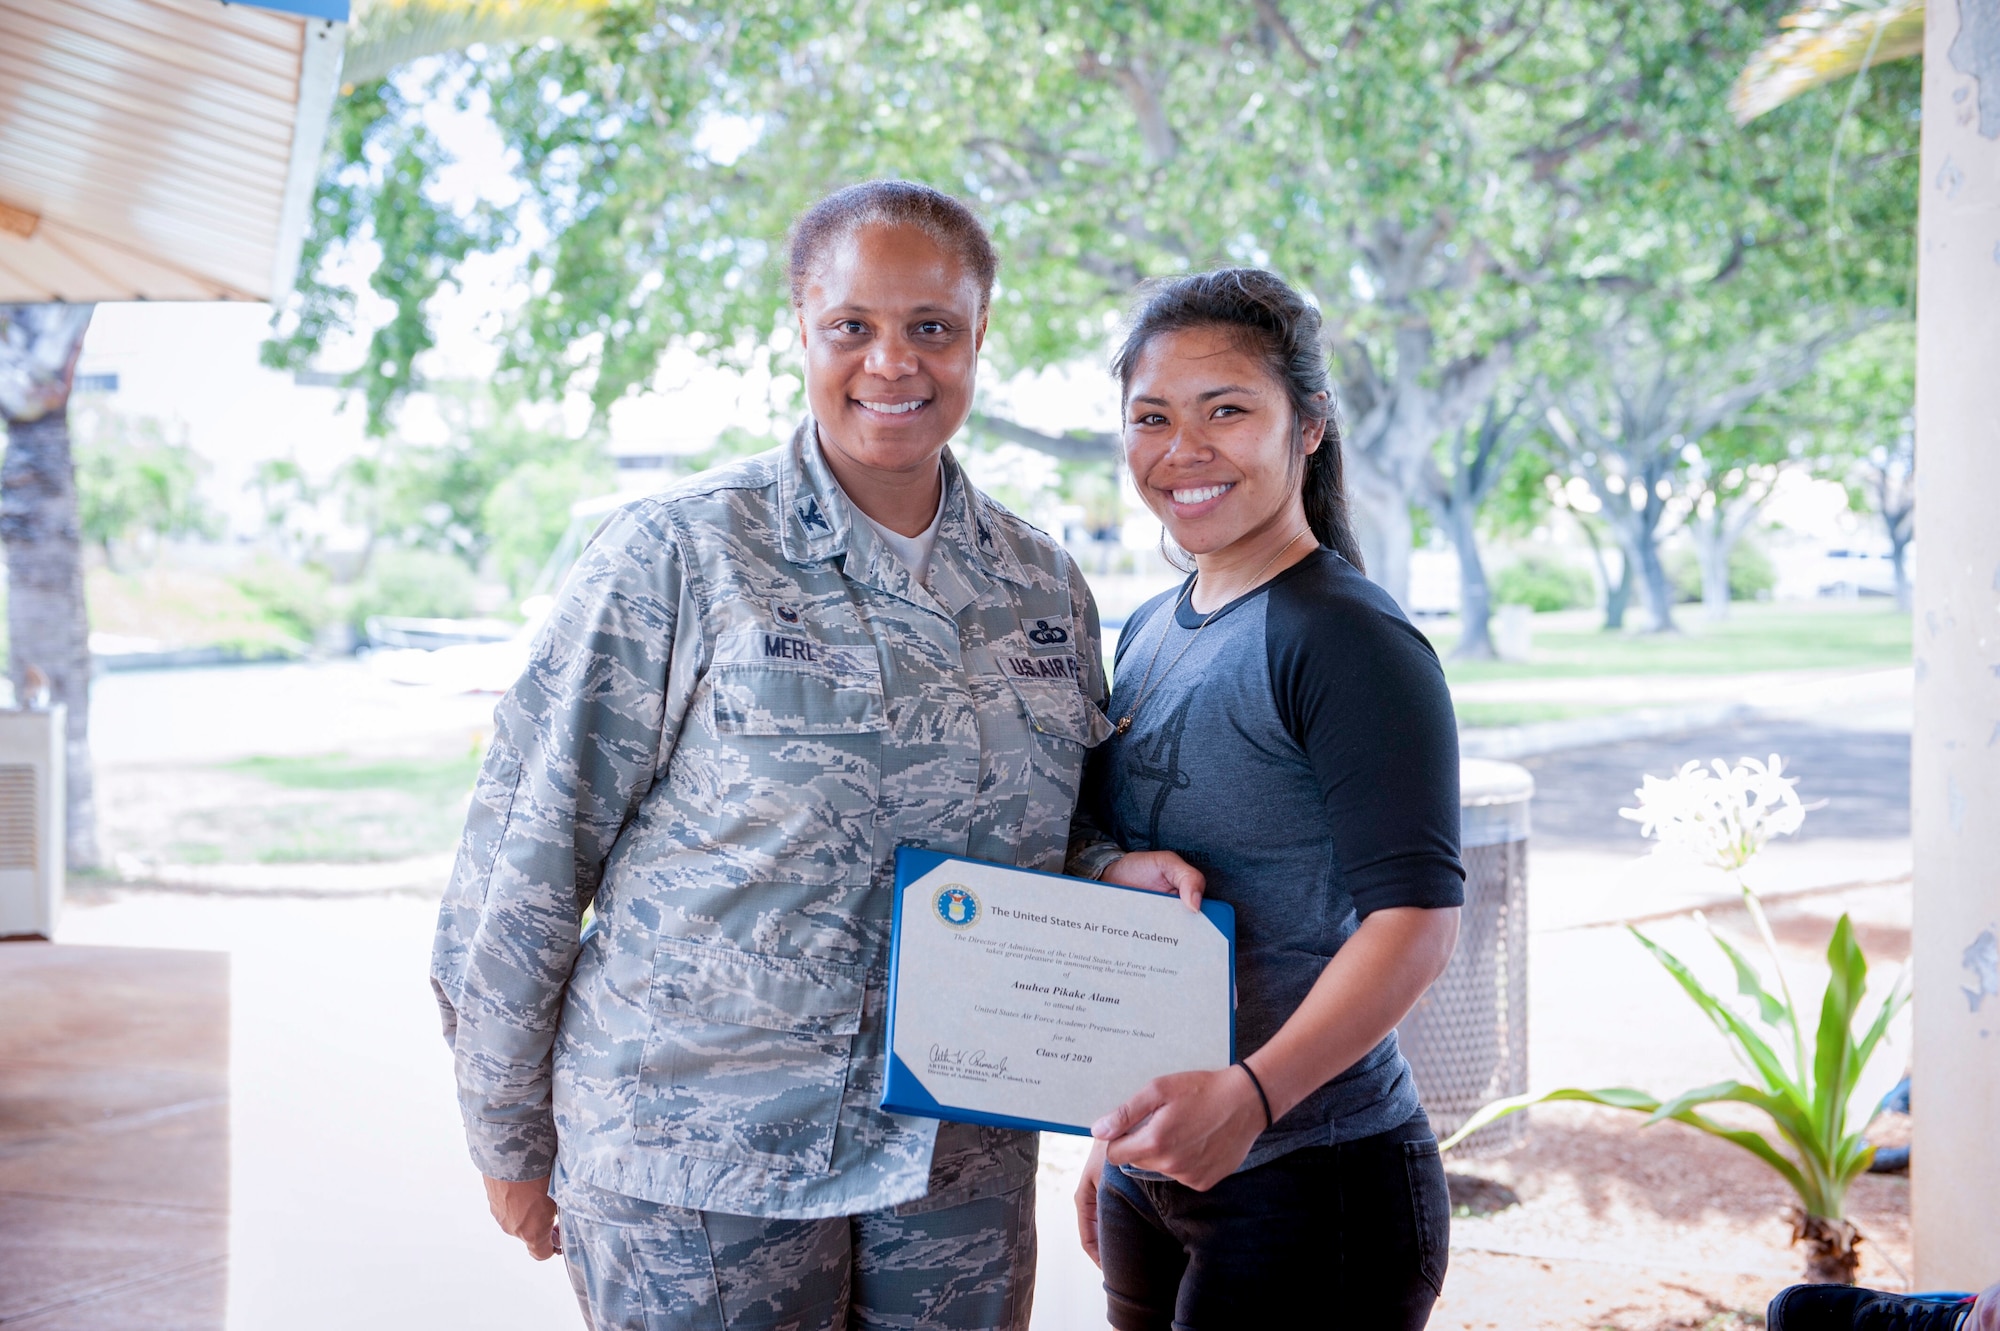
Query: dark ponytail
1110 268 1365 573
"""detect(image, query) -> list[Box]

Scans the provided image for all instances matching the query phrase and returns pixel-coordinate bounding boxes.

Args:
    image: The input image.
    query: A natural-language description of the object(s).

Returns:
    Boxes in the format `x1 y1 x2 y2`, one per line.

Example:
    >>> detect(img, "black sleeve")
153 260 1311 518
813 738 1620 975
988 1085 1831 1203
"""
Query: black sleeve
1267 554 1464 917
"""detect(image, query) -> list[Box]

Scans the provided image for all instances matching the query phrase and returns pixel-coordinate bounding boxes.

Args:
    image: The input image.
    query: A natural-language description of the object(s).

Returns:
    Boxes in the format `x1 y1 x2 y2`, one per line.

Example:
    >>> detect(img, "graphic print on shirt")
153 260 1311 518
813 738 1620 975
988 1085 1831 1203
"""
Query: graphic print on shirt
1126 689 1195 848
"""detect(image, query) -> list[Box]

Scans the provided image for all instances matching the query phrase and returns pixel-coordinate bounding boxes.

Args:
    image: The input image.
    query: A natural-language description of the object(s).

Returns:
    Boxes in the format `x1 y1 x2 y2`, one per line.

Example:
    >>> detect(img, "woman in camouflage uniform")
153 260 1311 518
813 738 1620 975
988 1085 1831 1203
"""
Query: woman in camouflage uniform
430 182 1190 1329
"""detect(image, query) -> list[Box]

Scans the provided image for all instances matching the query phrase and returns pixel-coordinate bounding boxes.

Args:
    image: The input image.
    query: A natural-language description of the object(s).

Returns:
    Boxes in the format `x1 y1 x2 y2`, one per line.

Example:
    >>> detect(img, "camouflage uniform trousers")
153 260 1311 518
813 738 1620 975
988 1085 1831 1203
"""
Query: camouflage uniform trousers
559 1174 1037 1331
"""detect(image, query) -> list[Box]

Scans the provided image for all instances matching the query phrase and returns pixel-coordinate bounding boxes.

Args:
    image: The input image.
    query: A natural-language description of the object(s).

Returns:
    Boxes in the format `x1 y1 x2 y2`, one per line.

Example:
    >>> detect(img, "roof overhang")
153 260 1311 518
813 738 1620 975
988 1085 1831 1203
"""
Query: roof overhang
0 0 349 304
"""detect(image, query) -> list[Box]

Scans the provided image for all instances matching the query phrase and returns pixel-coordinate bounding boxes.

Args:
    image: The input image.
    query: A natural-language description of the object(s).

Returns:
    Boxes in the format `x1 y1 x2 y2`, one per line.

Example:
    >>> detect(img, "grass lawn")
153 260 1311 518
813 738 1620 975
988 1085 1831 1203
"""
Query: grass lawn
100 751 487 868
1426 601 1911 685
1452 701 1634 728
225 752 485 797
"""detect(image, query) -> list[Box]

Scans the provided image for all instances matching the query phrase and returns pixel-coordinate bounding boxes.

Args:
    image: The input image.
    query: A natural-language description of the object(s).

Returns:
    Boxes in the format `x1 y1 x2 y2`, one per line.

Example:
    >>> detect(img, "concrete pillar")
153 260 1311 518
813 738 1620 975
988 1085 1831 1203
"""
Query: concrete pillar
1911 0 2000 1291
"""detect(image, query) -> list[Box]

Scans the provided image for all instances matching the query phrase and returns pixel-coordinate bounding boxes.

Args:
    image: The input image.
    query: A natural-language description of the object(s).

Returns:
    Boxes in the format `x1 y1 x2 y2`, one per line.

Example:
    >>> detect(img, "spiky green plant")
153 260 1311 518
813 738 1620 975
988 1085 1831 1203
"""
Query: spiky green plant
1732 0 1925 124
1444 757 1910 1285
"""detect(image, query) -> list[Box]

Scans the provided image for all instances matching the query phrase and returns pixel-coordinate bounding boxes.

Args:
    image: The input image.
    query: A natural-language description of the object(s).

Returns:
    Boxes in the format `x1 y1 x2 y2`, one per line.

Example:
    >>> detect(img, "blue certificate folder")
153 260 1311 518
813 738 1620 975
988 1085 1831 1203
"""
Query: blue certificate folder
881 848 1235 1136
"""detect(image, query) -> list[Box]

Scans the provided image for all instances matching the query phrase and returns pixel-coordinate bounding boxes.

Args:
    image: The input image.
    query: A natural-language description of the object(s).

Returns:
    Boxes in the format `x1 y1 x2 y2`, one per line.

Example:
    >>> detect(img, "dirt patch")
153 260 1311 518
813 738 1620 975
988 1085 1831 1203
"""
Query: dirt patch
1433 1103 1911 1330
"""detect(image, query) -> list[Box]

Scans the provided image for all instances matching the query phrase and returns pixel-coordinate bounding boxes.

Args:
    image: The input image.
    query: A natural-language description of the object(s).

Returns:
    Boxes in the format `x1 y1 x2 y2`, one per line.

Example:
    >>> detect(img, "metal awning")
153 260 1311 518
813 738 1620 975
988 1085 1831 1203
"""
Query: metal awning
0 0 348 304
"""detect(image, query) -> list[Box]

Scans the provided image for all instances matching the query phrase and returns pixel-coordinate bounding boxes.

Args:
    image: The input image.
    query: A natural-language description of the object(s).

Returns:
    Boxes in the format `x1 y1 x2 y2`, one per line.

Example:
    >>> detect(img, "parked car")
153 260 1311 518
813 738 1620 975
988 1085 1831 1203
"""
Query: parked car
1815 547 1898 599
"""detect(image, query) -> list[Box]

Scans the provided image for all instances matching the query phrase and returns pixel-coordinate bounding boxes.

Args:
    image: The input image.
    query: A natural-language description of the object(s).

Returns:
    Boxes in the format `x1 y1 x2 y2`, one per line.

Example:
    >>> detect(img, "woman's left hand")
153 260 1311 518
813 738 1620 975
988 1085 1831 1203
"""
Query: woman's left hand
1092 1065 1267 1192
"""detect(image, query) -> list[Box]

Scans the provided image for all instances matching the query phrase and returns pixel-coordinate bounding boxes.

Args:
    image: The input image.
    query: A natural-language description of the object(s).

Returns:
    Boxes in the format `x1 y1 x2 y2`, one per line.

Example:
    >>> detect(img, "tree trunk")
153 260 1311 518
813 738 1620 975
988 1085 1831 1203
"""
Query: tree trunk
0 304 98 870
1448 504 1496 660
1631 528 1678 634
2 412 98 869
1345 446 1413 608
1890 538 1911 612
1693 523 1734 622
1789 1208 1863 1285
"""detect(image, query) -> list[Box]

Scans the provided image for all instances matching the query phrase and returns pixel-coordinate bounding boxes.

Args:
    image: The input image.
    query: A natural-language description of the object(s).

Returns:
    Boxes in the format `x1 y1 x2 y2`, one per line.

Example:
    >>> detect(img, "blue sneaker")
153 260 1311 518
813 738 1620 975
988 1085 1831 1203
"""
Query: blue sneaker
1768 1285 1975 1330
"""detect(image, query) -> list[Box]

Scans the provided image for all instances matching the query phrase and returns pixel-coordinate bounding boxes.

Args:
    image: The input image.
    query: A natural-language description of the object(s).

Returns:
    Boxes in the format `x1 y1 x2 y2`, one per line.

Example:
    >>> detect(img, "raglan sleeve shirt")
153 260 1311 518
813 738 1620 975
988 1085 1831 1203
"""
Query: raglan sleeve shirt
1264 559 1464 917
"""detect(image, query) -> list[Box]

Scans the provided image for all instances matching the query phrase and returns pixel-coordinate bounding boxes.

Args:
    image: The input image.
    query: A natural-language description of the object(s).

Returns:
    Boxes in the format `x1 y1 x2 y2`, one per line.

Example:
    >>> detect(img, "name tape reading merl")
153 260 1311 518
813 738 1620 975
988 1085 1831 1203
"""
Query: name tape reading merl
988 906 1181 947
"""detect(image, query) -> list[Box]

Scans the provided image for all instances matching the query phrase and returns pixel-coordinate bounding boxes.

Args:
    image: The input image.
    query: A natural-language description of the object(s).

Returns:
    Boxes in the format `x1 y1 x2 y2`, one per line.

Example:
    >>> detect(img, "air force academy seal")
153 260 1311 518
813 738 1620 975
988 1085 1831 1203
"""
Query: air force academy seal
934 884 980 929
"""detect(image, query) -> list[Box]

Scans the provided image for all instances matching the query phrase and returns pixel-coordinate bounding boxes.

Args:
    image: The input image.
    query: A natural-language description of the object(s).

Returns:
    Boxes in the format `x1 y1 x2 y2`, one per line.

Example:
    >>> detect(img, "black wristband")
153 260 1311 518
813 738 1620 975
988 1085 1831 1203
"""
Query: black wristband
1236 1061 1273 1129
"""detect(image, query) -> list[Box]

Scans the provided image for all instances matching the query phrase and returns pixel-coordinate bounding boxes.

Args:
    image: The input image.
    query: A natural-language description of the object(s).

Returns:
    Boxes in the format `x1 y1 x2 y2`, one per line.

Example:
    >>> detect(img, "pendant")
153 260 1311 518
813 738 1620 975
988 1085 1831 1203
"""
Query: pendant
1114 716 1132 735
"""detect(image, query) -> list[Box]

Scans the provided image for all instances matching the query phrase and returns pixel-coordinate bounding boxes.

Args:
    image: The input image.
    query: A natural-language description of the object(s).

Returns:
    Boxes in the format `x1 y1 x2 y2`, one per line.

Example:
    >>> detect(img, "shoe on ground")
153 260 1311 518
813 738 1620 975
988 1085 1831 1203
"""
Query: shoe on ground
1769 1284 1976 1330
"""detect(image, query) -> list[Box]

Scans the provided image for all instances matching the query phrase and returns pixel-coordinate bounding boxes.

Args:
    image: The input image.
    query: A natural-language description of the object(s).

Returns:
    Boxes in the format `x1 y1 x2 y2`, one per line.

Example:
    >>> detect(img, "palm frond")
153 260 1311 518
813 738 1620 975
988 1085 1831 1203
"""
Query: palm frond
343 0 612 86
1732 0 1925 125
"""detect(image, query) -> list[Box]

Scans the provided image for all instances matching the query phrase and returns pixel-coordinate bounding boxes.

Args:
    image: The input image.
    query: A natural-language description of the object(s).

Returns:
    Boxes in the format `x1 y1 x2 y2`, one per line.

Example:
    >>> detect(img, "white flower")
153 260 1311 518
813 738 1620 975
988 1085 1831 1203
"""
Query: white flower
1619 754 1807 872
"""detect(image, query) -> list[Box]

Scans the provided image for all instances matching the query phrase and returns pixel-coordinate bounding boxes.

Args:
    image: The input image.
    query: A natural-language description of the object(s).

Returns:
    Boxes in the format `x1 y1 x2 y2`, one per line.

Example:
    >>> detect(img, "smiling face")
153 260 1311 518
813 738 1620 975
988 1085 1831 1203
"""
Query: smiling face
797 222 987 483
1122 325 1324 560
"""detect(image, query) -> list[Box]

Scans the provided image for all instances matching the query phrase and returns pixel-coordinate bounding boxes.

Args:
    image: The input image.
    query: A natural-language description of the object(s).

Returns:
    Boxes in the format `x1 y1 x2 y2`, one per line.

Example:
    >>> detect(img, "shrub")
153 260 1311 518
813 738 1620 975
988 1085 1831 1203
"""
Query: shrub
1489 553 1594 612
1670 542 1778 603
233 557 337 641
481 457 611 596
348 547 479 629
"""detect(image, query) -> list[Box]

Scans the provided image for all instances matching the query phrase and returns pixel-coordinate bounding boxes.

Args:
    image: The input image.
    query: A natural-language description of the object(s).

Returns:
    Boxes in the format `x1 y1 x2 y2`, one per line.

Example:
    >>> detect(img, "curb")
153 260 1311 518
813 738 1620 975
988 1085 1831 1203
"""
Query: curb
1459 666 1911 760
1460 702 1753 760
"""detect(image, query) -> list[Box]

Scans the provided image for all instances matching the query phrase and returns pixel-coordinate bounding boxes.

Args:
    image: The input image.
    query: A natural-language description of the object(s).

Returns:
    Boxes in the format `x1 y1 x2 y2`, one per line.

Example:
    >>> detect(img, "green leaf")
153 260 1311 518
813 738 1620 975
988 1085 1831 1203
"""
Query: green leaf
1811 915 1870 1143
1631 926 1799 1098
1853 966 1911 1077
1672 1108 1818 1211
1441 1083 1819 1211
1706 922 1791 1027
1732 0 1926 125
1438 1086 1663 1152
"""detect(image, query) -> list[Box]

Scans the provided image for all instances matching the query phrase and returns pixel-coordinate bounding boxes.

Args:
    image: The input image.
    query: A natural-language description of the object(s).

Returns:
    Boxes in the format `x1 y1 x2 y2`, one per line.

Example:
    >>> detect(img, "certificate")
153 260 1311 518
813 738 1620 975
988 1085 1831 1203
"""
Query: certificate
881 848 1235 1136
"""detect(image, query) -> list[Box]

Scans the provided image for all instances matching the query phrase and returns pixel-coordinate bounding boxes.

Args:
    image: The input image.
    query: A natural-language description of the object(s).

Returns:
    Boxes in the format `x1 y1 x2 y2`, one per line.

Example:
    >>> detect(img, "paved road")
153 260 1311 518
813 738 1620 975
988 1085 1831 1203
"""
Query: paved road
1518 714 1911 850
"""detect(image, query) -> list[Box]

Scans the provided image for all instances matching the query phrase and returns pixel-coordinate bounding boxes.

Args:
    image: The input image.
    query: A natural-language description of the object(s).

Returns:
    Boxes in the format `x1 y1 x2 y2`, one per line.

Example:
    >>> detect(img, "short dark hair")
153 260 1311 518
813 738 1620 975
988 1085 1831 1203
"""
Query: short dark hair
1111 268 1364 573
787 180 999 310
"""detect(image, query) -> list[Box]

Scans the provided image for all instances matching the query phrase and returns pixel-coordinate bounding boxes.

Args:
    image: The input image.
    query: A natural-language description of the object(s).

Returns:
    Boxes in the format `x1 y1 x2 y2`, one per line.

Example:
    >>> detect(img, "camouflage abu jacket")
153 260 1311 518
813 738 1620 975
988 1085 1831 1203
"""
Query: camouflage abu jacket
430 422 1114 1219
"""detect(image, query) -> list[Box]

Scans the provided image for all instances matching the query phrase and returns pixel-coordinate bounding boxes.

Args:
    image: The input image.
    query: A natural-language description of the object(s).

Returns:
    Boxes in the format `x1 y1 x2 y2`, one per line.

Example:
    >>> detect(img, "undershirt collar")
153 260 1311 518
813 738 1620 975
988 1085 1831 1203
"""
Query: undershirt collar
854 477 946 584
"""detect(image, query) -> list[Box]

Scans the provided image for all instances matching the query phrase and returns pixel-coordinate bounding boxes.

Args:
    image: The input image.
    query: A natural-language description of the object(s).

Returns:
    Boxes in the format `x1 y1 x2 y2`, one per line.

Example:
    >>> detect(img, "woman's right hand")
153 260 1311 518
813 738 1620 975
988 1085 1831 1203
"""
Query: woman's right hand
1074 1138 1110 1268
1101 850 1205 911
484 1174 562 1261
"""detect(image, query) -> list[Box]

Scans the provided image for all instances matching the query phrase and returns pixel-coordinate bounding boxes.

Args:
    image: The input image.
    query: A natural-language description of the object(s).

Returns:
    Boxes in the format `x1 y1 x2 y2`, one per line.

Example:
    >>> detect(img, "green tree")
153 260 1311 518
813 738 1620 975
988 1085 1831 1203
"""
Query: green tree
333 384 607 575
481 453 614 595
275 0 1919 617
1420 393 1536 658
72 410 218 567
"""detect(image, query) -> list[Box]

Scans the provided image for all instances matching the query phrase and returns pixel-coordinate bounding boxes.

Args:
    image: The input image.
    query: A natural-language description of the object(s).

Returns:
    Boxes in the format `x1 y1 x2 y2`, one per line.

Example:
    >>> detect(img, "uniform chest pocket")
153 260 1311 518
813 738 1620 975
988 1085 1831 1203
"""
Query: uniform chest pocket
999 665 1113 849
711 657 886 735
699 660 889 884
1002 665 1112 751
633 938 867 1175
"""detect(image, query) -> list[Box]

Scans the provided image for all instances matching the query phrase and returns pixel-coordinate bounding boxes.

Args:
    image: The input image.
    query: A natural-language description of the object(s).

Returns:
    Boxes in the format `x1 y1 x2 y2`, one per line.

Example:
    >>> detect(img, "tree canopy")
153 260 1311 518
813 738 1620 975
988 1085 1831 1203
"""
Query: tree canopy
267 0 1922 601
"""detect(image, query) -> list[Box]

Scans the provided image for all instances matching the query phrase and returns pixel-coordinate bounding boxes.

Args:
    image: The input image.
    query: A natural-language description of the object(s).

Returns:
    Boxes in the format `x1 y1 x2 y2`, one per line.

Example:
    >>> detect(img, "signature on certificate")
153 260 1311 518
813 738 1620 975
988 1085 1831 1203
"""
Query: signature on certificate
927 1043 1010 1078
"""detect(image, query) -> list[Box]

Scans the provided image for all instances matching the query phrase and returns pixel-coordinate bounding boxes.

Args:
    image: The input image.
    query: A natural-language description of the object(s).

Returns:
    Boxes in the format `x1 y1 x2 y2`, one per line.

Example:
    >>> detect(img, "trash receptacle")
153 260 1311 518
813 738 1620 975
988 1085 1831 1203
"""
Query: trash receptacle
1398 758 1533 1155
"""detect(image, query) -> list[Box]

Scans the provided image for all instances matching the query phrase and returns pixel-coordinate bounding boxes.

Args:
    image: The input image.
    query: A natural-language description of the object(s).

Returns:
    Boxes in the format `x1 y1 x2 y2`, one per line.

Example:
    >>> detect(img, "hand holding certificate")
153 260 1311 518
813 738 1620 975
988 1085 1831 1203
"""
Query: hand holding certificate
882 849 1235 1135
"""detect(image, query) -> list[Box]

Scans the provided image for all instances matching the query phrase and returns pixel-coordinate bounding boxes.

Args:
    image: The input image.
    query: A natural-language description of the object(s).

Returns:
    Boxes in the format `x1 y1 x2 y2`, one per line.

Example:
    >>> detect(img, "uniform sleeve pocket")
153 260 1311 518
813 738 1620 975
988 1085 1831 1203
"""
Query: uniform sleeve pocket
453 744 525 904
634 939 867 1174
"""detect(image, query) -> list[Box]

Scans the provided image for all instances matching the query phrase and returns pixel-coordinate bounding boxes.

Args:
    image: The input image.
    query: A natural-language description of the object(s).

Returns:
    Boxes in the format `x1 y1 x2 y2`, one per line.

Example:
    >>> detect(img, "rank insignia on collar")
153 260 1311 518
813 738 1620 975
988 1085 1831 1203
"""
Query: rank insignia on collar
798 498 830 532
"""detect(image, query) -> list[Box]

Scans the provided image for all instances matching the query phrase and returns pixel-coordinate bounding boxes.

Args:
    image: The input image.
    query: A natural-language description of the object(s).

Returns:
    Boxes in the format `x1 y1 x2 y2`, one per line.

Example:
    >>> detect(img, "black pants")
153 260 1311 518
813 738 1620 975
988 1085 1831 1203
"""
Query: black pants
1097 1113 1450 1331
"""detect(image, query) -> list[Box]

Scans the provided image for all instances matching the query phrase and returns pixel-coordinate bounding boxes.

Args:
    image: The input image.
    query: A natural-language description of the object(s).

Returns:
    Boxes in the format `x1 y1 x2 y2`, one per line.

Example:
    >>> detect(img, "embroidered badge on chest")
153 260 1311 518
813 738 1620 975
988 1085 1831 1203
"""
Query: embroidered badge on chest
773 601 803 626
1019 617 1073 653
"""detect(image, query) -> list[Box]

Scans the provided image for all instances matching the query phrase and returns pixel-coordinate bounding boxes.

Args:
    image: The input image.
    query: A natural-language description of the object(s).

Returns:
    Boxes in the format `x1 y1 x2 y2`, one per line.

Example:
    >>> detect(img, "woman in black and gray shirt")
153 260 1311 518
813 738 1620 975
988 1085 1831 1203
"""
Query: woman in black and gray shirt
1068 269 1464 1330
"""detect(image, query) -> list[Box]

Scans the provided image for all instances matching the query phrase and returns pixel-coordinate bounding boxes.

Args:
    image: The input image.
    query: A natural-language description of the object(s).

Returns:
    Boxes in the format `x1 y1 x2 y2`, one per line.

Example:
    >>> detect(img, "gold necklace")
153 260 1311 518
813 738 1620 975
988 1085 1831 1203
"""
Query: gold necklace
1113 529 1312 737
